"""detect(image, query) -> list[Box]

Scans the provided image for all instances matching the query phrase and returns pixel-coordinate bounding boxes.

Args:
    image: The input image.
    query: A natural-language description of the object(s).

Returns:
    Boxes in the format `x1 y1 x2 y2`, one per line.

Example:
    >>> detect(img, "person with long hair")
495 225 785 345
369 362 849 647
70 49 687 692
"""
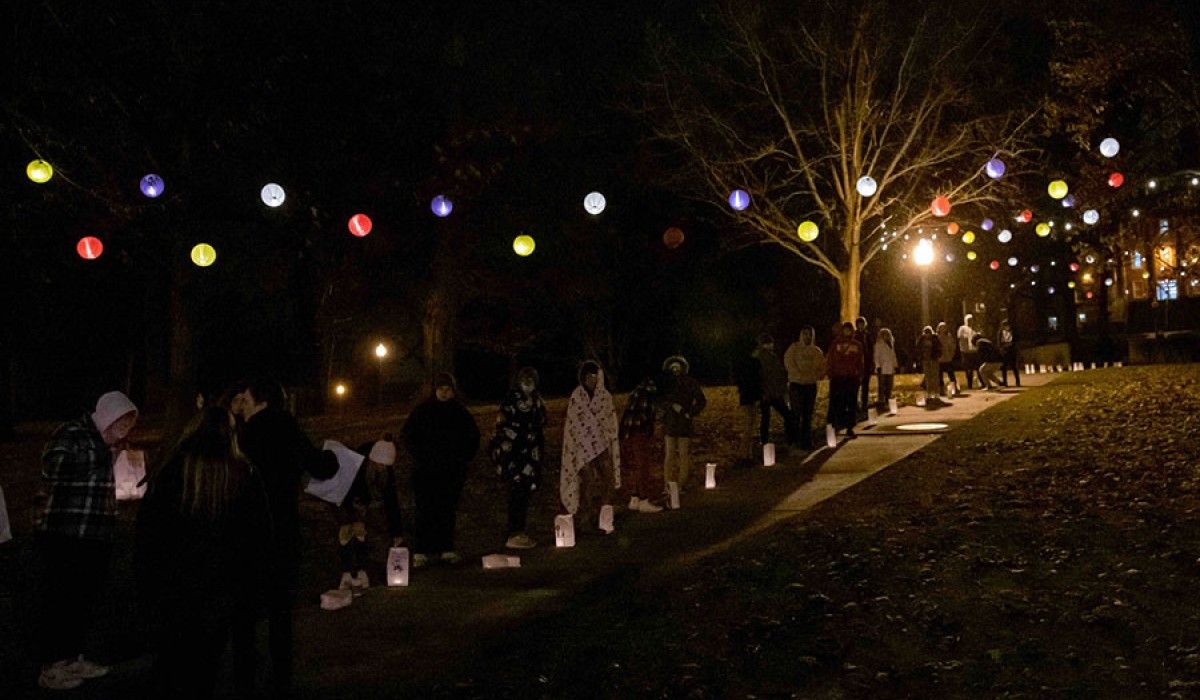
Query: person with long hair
136 407 271 699
874 328 899 412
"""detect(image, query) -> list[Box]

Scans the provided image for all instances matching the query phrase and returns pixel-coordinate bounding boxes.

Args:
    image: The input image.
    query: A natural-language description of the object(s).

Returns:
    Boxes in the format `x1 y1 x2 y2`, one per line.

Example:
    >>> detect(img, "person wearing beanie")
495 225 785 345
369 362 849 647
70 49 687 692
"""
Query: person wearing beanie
826 322 865 437
560 361 621 533
658 355 706 496
328 435 405 596
34 390 138 690
403 373 479 567
489 367 547 549
228 377 337 698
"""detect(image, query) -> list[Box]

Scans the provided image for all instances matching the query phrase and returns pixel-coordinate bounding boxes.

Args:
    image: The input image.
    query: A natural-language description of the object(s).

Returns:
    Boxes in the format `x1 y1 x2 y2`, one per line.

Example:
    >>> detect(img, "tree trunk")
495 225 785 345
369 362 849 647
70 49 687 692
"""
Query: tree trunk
837 260 862 323
422 285 456 378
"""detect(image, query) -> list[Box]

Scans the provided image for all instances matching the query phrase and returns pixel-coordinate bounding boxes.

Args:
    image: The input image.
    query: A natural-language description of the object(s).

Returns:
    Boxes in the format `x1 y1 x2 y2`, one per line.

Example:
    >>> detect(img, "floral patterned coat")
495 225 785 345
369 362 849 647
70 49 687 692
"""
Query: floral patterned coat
490 389 547 492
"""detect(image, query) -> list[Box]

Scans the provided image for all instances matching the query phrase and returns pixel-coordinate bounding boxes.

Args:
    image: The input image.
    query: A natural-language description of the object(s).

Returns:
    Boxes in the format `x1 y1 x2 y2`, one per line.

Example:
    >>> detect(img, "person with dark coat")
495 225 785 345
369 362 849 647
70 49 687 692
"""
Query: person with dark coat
403 373 480 567
733 343 763 466
490 367 547 549
853 317 875 416
998 320 1021 387
658 355 706 491
753 333 798 446
826 322 865 437
229 378 337 698
936 322 959 394
137 407 272 699
975 334 1004 390
917 326 942 402
619 377 665 513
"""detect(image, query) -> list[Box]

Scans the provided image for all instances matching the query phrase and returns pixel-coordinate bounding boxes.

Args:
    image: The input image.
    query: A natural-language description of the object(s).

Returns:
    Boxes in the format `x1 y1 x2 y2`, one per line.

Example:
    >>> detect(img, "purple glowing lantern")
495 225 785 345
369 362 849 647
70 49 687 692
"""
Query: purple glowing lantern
140 174 164 198
431 195 453 218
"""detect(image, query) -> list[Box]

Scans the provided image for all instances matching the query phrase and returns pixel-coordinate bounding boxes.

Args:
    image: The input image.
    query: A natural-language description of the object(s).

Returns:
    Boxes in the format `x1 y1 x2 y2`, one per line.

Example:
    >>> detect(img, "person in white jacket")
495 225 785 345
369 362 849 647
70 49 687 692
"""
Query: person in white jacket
784 326 826 449
560 361 620 534
873 328 899 412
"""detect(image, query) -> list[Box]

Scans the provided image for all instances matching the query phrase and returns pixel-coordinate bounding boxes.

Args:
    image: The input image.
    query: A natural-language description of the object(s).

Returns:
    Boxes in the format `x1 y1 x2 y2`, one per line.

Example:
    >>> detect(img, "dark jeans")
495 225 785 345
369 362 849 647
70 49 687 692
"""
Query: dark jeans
412 466 466 555
961 352 980 388
938 361 959 391
759 396 797 445
1001 347 1021 386
877 373 894 411
232 536 299 698
35 533 113 665
859 374 871 414
788 383 817 448
507 484 531 536
828 377 859 431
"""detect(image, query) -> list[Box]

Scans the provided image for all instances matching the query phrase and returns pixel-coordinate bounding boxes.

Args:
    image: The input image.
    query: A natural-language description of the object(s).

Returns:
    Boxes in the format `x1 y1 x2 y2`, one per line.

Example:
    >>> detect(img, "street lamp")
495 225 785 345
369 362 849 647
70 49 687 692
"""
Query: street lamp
914 239 935 328
374 343 388 404
333 382 348 417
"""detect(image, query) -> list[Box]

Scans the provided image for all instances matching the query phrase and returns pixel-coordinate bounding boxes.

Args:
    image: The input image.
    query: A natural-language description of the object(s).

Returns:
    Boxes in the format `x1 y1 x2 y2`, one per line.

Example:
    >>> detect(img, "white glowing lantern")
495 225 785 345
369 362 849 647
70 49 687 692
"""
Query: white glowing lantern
888 398 898 415
1099 138 1120 158
386 547 410 586
114 449 147 501
998 229 1012 243
667 482 681 509
554 514 575 547
261 183 286 207
705 463 717 489
762 443 775 467
856 176 878 197
1008 257 1018 267
826 424 837 448
599 505 614 533
583 191 606 215
1083 209 1100 225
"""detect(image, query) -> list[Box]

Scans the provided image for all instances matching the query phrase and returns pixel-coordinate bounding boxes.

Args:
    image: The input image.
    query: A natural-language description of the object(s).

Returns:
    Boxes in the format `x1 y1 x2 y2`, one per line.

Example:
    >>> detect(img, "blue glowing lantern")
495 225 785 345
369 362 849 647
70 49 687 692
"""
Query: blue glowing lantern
981 218 994 231
1062 194 1076 208
985 158 1006 180
140 174 164 198
728 189 751 211
431 195 453 218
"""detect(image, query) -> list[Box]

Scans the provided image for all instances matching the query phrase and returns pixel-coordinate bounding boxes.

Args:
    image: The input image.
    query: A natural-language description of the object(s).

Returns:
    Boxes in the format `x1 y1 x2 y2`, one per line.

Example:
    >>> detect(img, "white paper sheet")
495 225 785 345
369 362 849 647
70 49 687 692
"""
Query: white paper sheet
303 441 364 505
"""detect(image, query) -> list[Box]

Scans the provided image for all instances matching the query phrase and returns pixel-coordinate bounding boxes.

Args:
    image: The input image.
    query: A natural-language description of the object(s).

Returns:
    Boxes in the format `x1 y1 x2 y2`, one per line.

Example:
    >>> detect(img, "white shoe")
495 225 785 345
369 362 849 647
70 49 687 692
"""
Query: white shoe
338 571 354 591
412 553 428 568
634 498 663 513
628 496 642 510
505 533 537 549
38 661 84 690
440 551 462 564
64 655 109 680
352 570 370 595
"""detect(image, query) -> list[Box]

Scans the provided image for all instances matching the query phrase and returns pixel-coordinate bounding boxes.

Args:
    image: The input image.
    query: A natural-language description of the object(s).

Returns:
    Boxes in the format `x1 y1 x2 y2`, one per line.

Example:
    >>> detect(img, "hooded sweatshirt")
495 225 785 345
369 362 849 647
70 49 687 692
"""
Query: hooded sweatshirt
784 338 826 384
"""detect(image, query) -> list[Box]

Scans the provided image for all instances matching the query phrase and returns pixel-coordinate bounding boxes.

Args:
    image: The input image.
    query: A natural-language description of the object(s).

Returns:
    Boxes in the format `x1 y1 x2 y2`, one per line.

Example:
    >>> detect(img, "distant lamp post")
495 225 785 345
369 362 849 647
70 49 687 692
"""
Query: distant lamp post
374 343 388 404
334 382 348 416
914 239 935 328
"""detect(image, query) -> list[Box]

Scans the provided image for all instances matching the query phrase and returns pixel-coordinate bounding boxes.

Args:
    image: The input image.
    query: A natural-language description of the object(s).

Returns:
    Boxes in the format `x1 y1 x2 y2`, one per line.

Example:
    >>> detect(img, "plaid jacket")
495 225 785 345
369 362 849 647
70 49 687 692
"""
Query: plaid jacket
35 414 117 541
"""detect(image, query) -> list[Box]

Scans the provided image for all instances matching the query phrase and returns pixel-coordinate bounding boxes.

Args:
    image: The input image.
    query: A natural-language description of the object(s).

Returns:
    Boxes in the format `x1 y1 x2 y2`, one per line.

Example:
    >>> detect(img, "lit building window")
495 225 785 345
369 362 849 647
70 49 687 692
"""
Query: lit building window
1048 316 1059 331
1157 280 1178 301
1078 313 1087 322
1132 252 1143 269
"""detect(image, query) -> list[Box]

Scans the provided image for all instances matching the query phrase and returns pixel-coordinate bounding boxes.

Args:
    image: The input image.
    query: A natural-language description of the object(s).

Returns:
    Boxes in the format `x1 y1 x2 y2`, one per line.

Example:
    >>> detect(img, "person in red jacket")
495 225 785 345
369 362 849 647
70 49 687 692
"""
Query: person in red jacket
826 322 865 437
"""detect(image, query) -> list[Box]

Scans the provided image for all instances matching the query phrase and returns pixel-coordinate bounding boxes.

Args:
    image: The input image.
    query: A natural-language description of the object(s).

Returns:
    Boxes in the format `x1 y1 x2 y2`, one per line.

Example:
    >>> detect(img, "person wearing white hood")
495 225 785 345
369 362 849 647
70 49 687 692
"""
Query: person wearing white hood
34 390 138 690
560 361 621 534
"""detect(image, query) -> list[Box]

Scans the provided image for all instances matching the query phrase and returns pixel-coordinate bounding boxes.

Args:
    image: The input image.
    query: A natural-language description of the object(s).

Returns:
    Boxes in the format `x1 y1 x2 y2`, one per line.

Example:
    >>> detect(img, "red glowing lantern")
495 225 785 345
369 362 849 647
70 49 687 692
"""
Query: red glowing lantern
1108 172 1124 188
1086 291 1094 299
1069 262 1080 272
947 222 960 235
930 196 951 217
663 227 685 249
989 260 1000 270
348 213 372 237
1018 209 1032 223
76 236 103 260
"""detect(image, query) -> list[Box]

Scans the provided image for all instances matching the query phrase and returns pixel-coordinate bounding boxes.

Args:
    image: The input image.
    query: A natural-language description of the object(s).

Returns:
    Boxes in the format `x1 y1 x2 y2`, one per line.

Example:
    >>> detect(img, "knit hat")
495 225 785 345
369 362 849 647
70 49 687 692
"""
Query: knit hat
662 355 690 374
433 372 458 392
92 391 138 434
368 439 397 466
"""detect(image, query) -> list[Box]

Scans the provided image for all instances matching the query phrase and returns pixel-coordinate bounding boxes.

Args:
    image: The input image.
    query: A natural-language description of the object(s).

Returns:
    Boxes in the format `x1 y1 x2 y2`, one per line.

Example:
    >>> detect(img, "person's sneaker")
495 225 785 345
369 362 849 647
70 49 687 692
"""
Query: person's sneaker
352 570 370 595
65 656 109 680
338 571 354 591
505 533 537 549
628 496 642 510
634 499 663 513
440 551 462 565
38 661 84 690
412 553 428 568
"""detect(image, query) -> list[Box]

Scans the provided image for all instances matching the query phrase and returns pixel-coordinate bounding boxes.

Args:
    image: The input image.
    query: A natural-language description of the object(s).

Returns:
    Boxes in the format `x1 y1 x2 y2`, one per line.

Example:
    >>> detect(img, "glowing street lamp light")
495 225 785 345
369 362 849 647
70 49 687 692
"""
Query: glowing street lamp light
374 343 388 404
914 239 935 327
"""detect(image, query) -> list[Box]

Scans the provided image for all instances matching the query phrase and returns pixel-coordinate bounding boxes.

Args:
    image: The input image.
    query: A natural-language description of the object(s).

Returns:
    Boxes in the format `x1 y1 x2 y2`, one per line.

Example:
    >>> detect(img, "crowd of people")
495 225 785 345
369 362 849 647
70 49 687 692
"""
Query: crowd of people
28 316 1021 695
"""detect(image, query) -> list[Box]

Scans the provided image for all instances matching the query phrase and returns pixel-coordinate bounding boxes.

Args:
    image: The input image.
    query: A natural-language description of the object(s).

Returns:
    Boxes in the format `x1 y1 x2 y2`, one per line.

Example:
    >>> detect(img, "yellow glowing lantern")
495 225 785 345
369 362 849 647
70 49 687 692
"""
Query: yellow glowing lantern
190 243 217 267
27 159 53 183
962 231 976 244
1068 281 1076 289
1036 223 1051 237
1048 180 1069 199
797 221 819 242
513 234 536 257
966 251 978 261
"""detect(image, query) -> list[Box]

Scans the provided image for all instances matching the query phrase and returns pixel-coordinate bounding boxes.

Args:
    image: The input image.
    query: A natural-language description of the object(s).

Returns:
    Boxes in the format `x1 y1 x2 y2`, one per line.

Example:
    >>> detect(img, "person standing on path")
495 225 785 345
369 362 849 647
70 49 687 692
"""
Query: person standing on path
403 373 480 566
619 377 665 513
659 355 706 494
854 317 875 417
331 437 405 594
957 314 979 389
826 322 865 438
753 334 798 446
136 406 272 699
34 391 138 691
489 367 547 550
230 377 338 698
916 326 942 402
998 320 1021 387
733 341 763 467
874 328 899 413
784 326 826 450
560 361 621 533
936 322 959 395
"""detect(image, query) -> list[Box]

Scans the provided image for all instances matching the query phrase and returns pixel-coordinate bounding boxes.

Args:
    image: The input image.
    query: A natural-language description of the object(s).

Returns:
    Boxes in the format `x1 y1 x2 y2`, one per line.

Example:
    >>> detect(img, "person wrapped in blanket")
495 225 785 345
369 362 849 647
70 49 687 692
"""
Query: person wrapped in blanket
331 436 404 595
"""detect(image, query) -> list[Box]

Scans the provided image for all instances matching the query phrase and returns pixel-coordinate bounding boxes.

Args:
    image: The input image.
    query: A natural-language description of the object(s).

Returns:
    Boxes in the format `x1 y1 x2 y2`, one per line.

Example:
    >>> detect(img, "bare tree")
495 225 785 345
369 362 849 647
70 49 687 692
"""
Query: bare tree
643 1 1034 321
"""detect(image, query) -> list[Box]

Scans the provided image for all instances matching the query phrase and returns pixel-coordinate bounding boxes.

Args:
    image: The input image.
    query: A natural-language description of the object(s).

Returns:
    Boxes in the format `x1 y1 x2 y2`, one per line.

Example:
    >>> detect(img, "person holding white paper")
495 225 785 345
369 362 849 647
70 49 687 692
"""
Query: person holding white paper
403 373 480 567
